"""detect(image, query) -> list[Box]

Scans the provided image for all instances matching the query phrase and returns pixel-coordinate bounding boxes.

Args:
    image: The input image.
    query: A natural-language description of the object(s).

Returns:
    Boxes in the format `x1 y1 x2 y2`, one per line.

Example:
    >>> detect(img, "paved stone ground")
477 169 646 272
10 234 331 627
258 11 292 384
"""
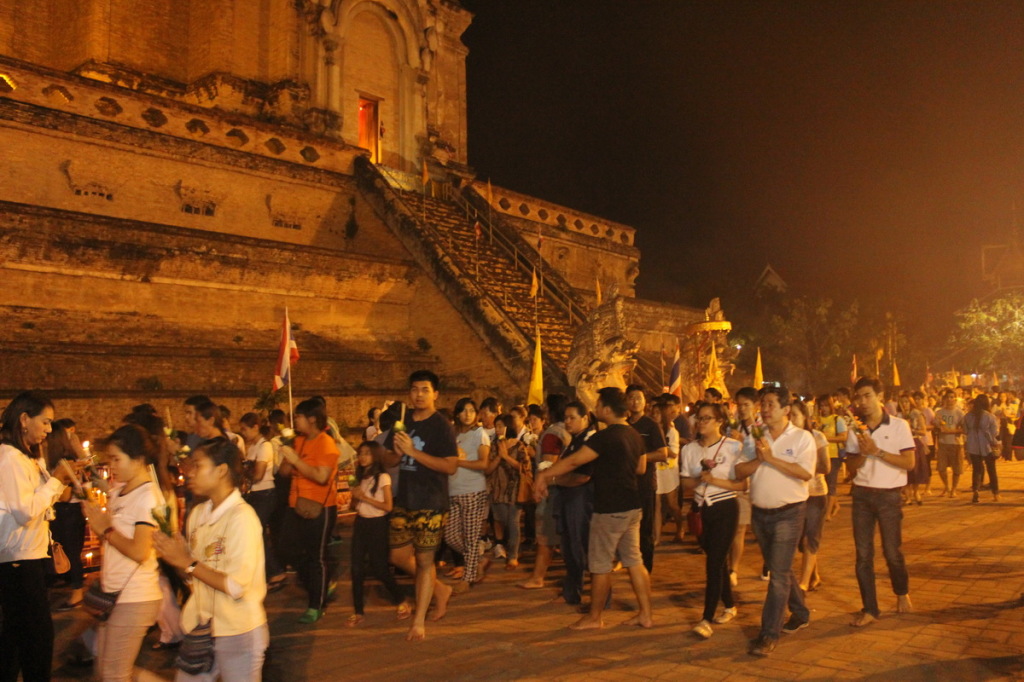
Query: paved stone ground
51 460 1024 681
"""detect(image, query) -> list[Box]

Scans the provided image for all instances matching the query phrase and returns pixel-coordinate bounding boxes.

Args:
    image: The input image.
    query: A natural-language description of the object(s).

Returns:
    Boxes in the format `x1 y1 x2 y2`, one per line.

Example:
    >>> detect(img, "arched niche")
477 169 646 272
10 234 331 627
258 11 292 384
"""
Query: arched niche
321 0 425 172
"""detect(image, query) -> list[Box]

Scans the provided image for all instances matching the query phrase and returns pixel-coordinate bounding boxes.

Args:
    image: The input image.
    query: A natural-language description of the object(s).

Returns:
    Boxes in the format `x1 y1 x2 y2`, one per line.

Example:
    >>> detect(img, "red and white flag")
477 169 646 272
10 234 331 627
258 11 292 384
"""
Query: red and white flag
273 309 300 391
669 344 682 398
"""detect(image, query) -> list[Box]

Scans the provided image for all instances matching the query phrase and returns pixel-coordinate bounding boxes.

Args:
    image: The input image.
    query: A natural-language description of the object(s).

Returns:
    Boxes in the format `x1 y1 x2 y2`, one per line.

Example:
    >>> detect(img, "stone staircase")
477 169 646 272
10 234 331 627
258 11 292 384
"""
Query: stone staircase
355 157 582 389
395 189 576 367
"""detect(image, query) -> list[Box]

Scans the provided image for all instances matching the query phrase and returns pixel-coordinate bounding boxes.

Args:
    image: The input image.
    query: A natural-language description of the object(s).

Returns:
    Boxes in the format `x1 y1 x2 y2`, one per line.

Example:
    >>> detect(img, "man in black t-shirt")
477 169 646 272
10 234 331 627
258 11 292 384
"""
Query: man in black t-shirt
383 370 458 642
626 385 668 573
535 387 653 630
552 401 597 606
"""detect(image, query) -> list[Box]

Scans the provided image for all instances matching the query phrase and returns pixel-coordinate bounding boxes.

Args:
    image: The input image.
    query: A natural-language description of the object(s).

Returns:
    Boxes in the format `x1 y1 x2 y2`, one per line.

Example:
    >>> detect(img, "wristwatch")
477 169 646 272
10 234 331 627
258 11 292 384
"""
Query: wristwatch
185 560 199 575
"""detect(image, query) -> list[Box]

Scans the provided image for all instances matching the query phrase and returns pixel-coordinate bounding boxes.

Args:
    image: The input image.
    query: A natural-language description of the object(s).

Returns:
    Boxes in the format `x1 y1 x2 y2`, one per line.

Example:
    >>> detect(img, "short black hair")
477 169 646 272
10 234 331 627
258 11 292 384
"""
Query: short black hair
761 384 791 407
294 398 328 431
565 400 589 418
184 395 210 407
597 387 627 417
657 393 681 406
704 387 723 400
545 393 569 423
479 397 500 413
735 387 759 402
527 403 547 421
853 376 884 395
409 369 440 391
625 384 646 396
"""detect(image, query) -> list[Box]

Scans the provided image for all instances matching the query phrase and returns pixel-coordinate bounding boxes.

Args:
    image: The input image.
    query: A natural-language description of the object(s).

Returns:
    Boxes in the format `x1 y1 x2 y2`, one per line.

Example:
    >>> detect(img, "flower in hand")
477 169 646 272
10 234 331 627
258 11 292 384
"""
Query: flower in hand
152 532 192 570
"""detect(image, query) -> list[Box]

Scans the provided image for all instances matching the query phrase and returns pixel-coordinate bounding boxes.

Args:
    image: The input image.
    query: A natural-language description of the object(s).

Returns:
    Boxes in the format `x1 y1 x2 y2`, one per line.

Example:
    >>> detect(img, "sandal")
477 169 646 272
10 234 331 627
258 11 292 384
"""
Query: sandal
151 641 181 651
345 614 363 628
396 602 413 620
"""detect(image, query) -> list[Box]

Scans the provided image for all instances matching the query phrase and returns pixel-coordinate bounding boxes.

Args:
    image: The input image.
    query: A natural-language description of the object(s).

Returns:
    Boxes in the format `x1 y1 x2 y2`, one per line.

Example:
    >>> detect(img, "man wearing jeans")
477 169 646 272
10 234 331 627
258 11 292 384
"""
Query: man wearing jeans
736 385 815 656
534 387 653 630
845 376 916 627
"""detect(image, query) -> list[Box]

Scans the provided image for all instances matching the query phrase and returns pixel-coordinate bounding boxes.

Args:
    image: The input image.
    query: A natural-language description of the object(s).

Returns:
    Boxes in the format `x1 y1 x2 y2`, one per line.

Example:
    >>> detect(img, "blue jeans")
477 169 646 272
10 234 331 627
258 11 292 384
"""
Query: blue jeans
852 486 908 617
491 502 521 561
751 502 809 639
555 483 593 605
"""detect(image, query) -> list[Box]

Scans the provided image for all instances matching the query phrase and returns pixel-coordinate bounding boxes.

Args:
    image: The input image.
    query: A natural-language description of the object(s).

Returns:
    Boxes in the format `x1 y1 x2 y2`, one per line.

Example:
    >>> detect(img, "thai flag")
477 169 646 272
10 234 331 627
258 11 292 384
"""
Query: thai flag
669 344 682 398
273 309 299 391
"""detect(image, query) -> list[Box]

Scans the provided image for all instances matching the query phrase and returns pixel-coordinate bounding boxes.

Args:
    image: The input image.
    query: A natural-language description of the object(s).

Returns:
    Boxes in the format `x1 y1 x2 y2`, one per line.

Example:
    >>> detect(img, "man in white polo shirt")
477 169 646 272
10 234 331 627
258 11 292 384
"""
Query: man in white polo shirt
845 376 916 627
735 385 816 657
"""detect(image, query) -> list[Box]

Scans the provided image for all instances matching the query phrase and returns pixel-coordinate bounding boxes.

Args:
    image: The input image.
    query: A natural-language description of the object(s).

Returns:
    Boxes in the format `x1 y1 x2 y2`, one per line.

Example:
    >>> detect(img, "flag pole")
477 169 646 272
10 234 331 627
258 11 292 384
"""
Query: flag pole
286 306 295 428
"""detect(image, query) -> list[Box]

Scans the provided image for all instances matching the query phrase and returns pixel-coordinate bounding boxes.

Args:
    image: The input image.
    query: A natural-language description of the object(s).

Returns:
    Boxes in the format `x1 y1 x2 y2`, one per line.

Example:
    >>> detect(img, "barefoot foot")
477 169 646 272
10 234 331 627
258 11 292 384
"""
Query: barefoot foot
429 582 452 622
569 616 605 630
623 613 653 628
406 623 426 641
896 594 913 613
850 611 877 627
518 578 545 589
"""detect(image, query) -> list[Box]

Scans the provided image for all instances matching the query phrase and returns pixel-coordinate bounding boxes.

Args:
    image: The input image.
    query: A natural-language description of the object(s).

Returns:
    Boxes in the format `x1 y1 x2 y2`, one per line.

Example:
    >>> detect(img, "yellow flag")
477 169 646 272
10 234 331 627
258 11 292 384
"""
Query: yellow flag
595 277 602 305
529 268 538 298
527 331 544 406
892 360 901 387
753 347 764 388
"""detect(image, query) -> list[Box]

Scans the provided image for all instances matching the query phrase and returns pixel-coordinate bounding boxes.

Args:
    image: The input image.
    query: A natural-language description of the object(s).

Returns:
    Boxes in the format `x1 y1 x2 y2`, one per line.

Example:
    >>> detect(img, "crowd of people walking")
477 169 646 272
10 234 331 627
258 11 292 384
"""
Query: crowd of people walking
0 372 1018 680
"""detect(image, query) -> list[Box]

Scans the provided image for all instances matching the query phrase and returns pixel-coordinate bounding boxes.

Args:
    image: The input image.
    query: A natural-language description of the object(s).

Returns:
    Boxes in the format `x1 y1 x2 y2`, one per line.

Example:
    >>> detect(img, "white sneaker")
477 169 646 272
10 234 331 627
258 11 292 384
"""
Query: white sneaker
729 571 738 587
693 620 714 639
478 538 493 555
493 544 507 559
714 607 737 624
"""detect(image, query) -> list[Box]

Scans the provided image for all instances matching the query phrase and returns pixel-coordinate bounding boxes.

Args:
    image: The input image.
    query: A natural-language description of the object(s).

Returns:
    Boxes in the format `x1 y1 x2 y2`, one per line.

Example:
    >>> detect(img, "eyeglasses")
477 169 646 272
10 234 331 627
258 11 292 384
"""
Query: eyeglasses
696 416 718 423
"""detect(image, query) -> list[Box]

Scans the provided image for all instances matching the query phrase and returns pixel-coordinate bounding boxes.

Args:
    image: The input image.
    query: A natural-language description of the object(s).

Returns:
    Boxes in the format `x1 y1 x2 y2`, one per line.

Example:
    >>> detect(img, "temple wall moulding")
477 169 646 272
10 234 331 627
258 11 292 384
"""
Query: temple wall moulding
470 180 636 249
0 57 364 175
60 159 121 201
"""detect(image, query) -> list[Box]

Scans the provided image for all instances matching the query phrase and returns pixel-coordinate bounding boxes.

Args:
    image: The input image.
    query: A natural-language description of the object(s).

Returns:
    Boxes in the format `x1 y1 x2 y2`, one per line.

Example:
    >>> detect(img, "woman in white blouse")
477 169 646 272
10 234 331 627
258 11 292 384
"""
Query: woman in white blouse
154 437 268 681
680 402 747 640
82 424 164 682
0 391 63 682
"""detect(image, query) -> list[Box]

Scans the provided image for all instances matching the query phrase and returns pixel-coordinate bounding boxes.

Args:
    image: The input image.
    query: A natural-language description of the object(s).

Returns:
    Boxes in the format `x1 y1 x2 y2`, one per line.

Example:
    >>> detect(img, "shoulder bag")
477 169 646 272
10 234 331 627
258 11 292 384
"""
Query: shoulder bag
83 564 139 621
176 563 215 674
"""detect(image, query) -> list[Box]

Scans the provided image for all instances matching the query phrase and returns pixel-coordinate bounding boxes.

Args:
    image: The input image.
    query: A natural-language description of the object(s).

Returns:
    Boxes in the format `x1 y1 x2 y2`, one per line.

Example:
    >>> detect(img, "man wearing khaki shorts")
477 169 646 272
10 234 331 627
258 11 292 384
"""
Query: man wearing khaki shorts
934 390 965 498
534 386 653 630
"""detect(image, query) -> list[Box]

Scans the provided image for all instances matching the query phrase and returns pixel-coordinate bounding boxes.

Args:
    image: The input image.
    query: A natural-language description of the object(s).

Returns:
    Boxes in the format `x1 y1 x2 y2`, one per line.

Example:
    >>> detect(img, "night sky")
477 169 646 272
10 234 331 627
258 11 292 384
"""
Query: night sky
460 0 1024 350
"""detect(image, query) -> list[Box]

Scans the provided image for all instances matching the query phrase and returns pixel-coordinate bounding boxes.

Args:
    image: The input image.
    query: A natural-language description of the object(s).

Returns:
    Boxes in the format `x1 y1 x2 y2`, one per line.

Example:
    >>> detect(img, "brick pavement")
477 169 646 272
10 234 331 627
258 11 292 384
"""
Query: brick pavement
51 460 1024 681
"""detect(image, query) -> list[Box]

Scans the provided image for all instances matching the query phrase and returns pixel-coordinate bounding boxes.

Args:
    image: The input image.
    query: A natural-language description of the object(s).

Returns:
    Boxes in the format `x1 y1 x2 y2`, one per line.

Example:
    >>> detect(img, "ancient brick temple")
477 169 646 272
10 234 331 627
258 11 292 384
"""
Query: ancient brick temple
0 0 722 435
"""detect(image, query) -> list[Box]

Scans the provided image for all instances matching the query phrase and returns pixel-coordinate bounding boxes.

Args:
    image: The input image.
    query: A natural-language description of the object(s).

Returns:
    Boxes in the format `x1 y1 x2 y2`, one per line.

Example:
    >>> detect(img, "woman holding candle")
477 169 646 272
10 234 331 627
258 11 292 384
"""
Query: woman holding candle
47 418 89 611
82 424 163 682
153 437 268 681
277 399 340 624
0 391 63 682
680 402 746 640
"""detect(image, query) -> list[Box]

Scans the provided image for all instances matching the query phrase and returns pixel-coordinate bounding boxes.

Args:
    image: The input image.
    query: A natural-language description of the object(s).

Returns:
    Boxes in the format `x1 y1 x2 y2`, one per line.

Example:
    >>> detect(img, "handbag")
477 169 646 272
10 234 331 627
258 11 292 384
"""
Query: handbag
83 565 139 621
516 449 535 504
50 539 70 574
686 502 703 540
176 574 214 674
176 619 214 675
